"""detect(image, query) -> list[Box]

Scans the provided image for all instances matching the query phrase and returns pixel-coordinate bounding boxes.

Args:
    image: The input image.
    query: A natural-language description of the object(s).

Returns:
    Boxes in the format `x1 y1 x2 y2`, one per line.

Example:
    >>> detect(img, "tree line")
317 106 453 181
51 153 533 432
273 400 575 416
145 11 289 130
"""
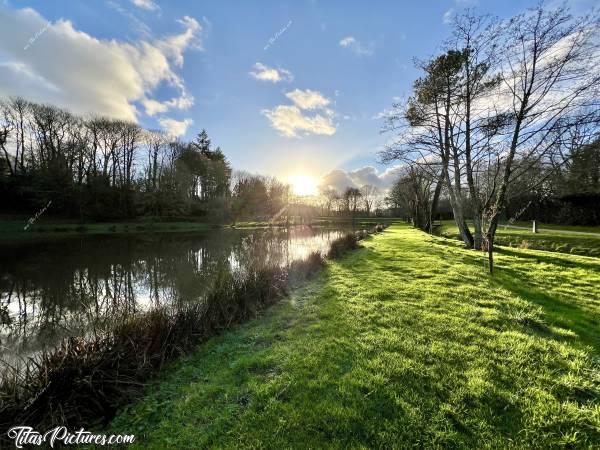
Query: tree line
379 4 600 272
0 97 235 220
318 185 383 217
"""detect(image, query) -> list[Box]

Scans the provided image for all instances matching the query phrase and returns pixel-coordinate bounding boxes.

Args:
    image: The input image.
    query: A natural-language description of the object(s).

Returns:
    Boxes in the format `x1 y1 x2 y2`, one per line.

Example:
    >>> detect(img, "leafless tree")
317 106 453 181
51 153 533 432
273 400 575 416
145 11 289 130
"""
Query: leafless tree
360 184 379 216
380 4 600 273
480 5 600 272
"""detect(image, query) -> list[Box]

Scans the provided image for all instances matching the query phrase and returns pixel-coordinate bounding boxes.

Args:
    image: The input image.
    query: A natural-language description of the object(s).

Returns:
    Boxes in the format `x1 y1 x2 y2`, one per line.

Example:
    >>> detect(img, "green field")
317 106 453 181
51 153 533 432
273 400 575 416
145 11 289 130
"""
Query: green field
110 224 600 448
508 221 600 234
441 220 600 257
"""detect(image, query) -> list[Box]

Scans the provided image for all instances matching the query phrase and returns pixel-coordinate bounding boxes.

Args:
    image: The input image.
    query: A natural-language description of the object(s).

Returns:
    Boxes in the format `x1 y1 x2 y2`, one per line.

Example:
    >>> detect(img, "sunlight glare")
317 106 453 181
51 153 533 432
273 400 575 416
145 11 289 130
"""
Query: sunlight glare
288 174 318 196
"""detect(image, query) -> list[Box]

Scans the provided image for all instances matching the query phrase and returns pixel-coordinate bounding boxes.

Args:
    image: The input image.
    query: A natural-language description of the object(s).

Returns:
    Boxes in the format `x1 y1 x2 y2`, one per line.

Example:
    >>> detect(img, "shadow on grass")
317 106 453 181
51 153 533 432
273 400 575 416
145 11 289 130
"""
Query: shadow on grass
497 247 600 272
427 235 600 352
491 267 600 352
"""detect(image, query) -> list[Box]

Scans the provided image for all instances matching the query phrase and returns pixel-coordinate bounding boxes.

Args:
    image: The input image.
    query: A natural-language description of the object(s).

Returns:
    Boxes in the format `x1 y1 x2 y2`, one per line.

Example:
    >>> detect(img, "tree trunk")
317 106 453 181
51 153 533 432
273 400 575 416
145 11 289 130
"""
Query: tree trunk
426 171 444 233
487 232 494 275
472 214 483 250
444 171 474 247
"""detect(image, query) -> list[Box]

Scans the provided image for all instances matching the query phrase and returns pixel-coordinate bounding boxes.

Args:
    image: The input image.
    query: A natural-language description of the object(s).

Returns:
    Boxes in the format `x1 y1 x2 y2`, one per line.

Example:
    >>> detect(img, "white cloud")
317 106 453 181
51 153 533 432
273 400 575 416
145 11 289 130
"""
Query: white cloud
443 9 454 24
249 62 293 83
0 5 200 122
320 165 405 193
320 169 357 191
339 35 373 56
158 117 193 137
263 89 336 137
339 36 356 47
372 107 396 120
262 105 336 138
106 1 151 37
285 89 330 110
158 16 203 65
141 98 169 115
141 90 194 116
130 0 160 12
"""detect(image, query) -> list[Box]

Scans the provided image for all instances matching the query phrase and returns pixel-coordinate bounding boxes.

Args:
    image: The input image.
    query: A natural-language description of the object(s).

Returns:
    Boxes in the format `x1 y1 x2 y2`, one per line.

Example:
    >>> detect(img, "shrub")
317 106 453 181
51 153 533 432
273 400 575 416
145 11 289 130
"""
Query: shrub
289 251 325 282
356 229 369 240
327 233 360 259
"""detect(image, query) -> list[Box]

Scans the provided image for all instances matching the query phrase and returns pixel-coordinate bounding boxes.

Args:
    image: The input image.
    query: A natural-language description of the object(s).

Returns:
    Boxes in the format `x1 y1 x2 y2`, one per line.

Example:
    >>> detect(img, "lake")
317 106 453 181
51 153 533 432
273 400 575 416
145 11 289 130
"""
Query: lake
0 226 349 364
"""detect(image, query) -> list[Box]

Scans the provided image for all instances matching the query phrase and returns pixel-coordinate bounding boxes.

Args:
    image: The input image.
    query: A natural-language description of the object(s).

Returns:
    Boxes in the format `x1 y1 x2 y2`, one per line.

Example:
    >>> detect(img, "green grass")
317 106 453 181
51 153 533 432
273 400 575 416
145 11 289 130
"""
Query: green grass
0 220 214 241
509 221 600 234
441 220 600 257
109 224 600 448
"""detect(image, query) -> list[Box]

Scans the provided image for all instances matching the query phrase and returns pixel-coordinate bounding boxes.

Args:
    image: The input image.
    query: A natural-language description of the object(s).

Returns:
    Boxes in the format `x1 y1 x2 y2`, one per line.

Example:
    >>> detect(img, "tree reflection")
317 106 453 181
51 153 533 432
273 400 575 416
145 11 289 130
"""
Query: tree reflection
0 227 346 362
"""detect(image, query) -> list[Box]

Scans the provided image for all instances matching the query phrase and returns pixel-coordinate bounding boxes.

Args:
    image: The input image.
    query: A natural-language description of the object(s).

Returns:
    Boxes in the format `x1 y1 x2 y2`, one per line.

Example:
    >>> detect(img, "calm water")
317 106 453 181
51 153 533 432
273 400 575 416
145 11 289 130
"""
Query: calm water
0 226 348 362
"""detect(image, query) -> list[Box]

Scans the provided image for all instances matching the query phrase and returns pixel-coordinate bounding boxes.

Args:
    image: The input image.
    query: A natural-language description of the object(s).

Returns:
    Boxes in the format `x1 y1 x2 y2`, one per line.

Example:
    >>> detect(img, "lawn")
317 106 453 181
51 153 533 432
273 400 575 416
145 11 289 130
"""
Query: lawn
441 220 600 257
508 221 600 234
110 224 600 448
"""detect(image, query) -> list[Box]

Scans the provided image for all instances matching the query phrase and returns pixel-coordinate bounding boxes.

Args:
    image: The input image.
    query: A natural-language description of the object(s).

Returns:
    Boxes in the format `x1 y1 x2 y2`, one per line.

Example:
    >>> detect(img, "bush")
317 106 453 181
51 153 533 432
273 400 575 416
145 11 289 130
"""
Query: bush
327 233 360 259
355 229 369 240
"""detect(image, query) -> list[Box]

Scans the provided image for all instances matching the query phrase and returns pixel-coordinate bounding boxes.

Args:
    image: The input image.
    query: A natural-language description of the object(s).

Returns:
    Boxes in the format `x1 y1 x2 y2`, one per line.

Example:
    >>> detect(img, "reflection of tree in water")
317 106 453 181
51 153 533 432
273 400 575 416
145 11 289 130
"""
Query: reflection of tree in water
0 227 347 361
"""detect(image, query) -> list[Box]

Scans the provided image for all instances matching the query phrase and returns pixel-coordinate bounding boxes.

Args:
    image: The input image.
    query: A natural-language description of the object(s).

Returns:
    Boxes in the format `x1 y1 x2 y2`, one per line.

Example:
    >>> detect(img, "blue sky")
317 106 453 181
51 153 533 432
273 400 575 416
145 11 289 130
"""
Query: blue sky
0 0 595 189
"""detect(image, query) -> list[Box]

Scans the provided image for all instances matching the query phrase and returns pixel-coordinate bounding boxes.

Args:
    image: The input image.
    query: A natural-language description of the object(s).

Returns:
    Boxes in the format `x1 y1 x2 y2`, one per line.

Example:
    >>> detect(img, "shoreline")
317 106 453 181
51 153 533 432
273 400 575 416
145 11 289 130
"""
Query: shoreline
0 217 400 241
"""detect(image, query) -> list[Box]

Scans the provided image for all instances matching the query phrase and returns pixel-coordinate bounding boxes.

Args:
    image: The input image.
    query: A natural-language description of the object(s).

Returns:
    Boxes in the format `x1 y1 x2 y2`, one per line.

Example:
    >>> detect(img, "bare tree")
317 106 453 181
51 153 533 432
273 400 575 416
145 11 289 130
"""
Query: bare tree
319 186 339 216
481 5 600 272
360 184 379 216
380 50 476 245
381 4 600 273
388 165 433 230
343 187 362 216
0 100 14 175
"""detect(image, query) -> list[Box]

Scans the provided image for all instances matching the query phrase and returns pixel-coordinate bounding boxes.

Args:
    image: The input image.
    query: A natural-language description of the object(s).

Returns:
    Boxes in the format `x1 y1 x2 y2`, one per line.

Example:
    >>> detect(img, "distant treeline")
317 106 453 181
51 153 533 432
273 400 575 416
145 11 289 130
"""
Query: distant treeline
0 98 312 222
0 97 234 220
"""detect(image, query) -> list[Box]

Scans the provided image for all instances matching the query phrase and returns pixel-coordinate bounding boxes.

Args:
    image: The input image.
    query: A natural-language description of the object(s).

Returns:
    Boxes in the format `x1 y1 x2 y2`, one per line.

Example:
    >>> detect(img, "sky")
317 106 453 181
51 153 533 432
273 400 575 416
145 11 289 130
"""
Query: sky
0 0 596 192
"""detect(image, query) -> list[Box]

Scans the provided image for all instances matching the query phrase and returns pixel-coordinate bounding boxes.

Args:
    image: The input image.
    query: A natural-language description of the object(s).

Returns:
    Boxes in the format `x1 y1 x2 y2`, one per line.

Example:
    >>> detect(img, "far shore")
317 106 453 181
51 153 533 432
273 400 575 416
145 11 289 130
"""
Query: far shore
0 216 400 241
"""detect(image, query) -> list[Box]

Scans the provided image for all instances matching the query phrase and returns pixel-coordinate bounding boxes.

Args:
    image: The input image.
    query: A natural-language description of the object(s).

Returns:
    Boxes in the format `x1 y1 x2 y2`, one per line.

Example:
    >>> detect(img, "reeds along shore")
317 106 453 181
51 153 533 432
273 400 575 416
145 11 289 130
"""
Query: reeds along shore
0 224 388 438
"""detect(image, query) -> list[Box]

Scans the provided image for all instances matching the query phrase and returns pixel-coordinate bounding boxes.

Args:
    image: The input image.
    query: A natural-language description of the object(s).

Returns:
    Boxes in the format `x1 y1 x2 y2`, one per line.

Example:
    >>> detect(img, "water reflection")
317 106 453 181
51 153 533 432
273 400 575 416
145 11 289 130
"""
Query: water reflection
0 226 346 361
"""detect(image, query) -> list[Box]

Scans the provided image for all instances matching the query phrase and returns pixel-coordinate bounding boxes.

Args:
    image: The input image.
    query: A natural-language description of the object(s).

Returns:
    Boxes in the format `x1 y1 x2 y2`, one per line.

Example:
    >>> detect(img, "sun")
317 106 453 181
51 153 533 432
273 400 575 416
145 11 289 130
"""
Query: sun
288 174 318 196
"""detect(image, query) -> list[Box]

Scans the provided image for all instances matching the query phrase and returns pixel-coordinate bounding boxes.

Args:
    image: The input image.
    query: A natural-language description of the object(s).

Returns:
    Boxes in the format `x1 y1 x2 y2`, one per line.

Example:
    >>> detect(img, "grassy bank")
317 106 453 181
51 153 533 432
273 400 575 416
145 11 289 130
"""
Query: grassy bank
441 220 600 257
0 220 214 241
0 228 376 442
232 217 400 229
110 224 600 448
